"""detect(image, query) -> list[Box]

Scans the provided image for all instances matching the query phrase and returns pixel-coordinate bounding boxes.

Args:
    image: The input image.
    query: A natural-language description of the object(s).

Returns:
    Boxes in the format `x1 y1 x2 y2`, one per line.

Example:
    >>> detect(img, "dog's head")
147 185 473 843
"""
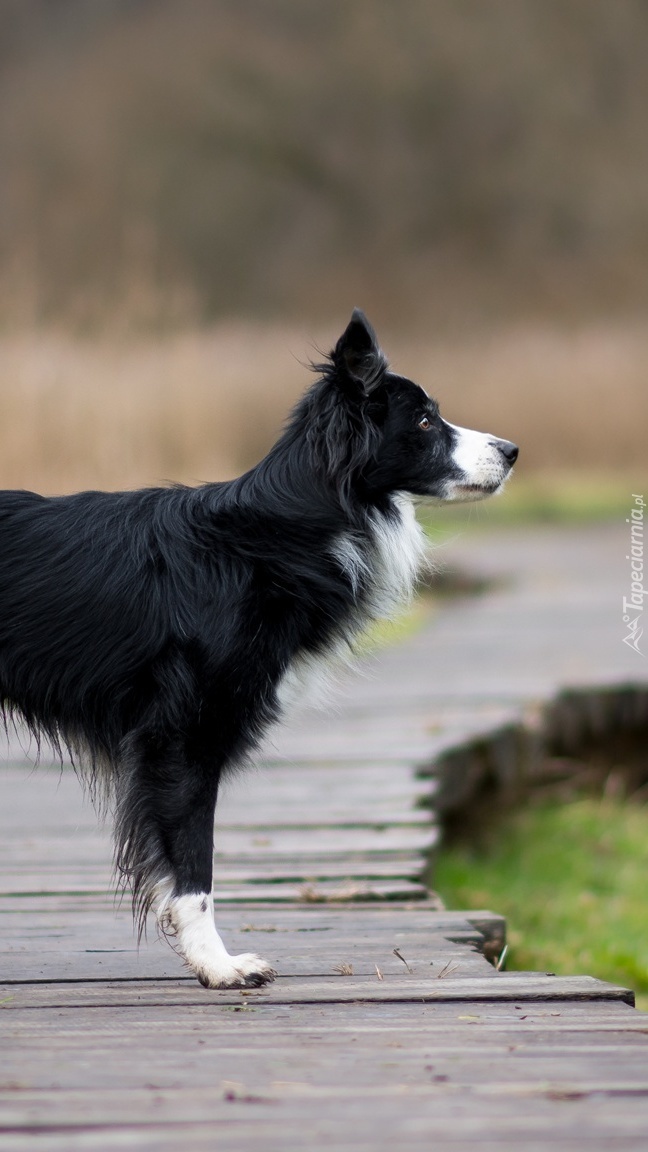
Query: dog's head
330 309 518 503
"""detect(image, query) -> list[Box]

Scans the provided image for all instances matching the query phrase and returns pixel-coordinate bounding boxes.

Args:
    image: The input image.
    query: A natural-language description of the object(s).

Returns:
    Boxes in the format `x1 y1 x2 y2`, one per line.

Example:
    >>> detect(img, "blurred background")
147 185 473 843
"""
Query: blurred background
0 0 646 503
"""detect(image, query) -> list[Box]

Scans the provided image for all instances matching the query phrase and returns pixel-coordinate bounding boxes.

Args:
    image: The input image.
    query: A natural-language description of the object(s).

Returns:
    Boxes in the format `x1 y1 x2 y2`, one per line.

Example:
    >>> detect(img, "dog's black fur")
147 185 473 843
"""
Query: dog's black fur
0 311 517 985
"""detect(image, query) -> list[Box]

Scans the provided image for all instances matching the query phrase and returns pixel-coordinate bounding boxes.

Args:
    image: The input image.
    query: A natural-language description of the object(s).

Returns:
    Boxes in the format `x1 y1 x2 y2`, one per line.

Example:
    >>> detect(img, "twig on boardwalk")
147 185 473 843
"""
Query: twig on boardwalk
393 948 413 974
435 960 459 979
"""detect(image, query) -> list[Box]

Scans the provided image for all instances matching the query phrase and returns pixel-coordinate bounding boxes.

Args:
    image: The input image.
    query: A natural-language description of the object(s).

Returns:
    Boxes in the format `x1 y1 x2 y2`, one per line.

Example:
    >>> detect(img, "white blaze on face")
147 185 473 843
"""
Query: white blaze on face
443 422 512 502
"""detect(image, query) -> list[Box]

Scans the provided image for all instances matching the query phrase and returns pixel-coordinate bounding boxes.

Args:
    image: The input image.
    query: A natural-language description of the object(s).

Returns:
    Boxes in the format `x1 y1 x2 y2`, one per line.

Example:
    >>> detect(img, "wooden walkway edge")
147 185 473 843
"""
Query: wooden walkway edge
1 523 648 1150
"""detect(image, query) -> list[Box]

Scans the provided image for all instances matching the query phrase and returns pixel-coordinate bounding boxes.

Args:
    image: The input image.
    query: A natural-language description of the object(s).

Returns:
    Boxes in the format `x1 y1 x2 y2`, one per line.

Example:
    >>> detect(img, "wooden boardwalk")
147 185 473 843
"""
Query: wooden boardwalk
2 523 648 1150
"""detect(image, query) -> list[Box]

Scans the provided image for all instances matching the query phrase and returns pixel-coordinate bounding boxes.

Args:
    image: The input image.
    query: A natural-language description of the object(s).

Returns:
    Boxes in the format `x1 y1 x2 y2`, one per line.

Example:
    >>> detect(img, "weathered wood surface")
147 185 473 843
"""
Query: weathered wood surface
2 999 648 1149
1 524 648 1149
1 973 635 1007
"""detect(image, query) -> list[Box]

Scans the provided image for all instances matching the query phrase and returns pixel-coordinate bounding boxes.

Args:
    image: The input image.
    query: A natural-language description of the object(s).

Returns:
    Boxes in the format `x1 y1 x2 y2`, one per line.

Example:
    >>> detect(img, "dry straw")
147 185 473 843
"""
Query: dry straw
0 320 645 495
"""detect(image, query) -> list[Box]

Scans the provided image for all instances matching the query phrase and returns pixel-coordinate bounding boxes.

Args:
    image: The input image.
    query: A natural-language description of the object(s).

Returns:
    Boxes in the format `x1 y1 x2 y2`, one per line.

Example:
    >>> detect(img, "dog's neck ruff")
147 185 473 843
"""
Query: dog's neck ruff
276 495 426 718
368 492 426 617
333 492 426 621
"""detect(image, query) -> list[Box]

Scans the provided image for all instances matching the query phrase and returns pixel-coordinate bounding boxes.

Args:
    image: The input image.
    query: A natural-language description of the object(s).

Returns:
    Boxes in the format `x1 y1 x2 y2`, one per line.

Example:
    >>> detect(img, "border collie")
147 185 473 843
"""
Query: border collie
0 311 517 988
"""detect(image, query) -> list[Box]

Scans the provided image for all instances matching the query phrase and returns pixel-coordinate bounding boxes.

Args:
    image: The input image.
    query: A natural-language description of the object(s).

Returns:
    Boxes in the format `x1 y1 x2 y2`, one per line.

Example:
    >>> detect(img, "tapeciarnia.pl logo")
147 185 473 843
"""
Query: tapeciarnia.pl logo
622 493 645 655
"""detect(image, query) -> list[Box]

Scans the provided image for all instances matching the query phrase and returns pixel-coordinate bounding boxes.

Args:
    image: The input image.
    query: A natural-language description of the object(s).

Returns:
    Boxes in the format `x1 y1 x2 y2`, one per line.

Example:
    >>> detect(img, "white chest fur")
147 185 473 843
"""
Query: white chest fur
276 495 426 715
365 492 427 617
333 492 426 617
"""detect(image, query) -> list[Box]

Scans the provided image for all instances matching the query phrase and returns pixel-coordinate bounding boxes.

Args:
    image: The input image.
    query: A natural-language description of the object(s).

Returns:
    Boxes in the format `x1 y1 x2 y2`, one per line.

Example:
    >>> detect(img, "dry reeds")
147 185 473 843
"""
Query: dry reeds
0 320 645 495
0 324 309 493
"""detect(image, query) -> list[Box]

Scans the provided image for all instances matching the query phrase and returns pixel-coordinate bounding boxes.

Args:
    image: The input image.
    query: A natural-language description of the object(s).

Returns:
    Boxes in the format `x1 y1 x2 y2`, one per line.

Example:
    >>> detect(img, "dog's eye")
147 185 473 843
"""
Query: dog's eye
418 416 432 431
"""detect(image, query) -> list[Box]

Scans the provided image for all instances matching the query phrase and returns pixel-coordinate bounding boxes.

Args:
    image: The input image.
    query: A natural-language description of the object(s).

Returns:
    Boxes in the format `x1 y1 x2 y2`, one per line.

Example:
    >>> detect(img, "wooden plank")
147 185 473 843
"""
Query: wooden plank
0 920 491 975
2 1081 648 1113
0 1128 644 1152
0 901 510 946
0 823 439 860
2 992 634 1015
1 949 482 976
2 997 643 1031
2 1083 648 1137
0 862 431 891
0 764 435 829
0 944 494 984
265 702 527 762
0 852 427 883
0 1119 647 1152
149 827 437 857
0 973 634 1008
6 1054 648 1093
6 1019 648 1046
217 763 436 824
0 878 430 903
0 844 427 867
0 900 486 930
0 916 483 948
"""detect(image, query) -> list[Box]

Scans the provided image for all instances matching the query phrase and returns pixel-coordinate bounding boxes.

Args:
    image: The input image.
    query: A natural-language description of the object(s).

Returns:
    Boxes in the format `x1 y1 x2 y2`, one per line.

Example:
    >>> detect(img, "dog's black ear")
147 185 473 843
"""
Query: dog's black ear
333 309 387 393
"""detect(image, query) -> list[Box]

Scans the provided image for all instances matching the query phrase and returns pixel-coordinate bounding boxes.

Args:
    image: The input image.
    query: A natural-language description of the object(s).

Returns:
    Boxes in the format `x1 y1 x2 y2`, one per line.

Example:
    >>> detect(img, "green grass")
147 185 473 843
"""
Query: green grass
433 797 648 1011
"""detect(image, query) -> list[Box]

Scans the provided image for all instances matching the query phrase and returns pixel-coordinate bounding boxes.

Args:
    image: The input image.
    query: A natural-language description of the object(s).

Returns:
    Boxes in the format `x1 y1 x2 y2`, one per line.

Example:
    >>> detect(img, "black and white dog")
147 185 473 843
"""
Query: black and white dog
0 311 517 988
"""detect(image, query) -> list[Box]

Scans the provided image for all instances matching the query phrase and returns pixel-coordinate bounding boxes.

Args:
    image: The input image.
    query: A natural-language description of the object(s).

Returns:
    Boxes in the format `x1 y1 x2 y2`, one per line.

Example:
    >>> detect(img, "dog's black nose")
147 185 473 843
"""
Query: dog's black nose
491 439 519 466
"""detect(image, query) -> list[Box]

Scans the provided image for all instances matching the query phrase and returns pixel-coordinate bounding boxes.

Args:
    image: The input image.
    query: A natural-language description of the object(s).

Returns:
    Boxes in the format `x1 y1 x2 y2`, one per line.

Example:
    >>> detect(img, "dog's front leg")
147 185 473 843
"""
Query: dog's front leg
155 769 277 990
117 735 276 989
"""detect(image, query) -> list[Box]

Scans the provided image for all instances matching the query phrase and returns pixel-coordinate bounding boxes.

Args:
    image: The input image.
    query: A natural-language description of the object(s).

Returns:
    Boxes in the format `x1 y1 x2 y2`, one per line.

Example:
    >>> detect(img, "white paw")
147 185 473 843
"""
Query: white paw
194 952 277 990
155 890 278 990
